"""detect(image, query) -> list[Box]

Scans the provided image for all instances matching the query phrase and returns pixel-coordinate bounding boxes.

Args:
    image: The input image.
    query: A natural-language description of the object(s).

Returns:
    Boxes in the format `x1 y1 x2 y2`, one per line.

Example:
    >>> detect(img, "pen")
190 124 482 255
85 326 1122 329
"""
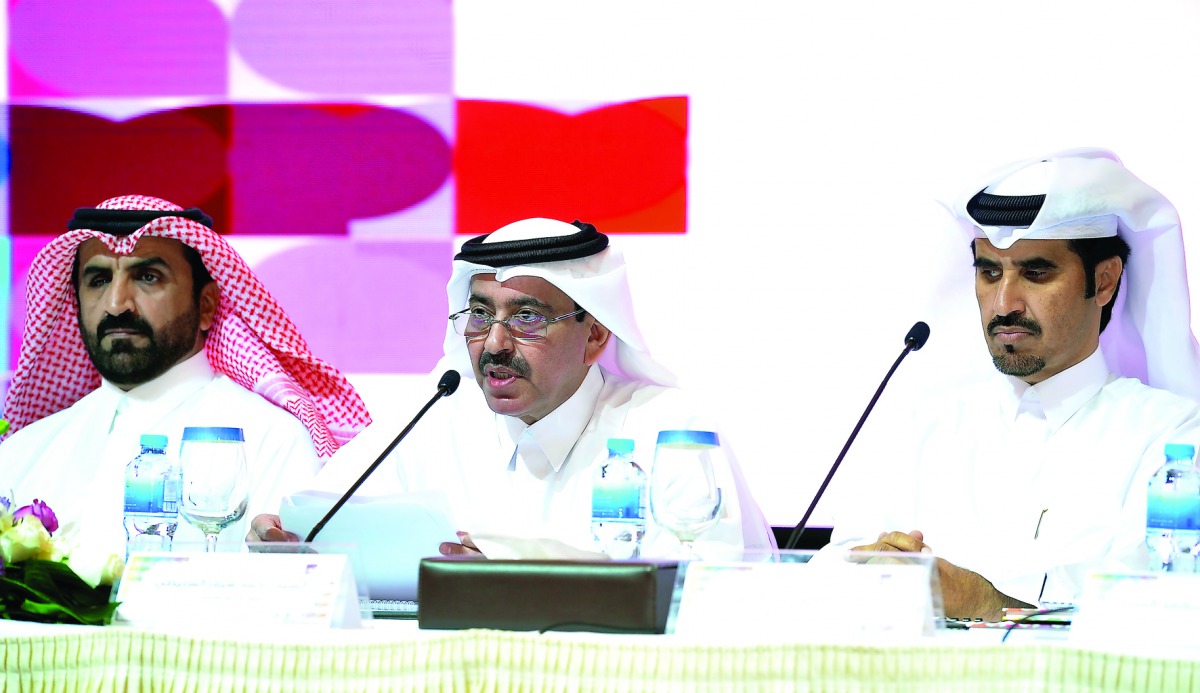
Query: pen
1034 508 1048 602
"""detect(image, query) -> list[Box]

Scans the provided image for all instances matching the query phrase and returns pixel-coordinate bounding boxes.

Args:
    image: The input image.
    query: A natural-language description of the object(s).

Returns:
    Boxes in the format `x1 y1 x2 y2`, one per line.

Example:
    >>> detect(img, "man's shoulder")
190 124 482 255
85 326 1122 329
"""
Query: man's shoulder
206 375 299 415
594 368 717 433
202 375 320 459
597 369 686 407
1 409 67 453
1100 376 1200 418
201 375 315 435
1 388 105 447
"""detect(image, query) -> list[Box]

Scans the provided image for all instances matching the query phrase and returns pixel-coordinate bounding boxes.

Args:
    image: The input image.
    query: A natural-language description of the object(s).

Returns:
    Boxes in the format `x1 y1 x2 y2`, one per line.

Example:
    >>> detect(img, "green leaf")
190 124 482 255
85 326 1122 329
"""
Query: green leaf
0 559 120 625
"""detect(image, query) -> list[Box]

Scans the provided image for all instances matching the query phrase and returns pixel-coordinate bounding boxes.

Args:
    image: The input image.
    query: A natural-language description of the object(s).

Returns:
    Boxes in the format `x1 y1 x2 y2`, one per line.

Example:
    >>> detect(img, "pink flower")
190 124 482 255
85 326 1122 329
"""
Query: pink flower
14 499 59 535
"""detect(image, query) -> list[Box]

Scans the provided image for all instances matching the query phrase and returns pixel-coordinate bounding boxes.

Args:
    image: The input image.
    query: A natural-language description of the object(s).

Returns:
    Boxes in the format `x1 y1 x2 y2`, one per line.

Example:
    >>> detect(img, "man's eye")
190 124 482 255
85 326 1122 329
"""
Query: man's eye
87 276 109 288
1024 270 1048 280
467 308 492 320
137 272 161 283
977 268 1000 280
512 312 545 326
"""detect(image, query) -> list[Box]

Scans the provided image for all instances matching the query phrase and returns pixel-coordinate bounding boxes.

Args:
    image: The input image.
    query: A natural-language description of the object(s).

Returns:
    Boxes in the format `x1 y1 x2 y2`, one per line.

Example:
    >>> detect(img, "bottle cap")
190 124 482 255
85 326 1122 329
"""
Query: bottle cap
1164 443 1196 461
607 438 635 454
181 426 245 443
139 434 168 450
656 430 719 448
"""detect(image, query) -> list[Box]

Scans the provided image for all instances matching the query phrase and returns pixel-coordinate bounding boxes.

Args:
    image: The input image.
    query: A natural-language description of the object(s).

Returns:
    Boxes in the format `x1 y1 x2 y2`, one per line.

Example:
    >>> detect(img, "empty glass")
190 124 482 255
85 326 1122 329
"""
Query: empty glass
179 427 250 552
649 430 724 557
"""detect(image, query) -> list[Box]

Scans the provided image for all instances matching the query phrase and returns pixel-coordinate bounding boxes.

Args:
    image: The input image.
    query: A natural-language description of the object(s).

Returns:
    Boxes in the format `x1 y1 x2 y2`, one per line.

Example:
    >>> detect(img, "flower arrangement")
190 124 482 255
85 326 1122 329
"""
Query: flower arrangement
1 496 124 625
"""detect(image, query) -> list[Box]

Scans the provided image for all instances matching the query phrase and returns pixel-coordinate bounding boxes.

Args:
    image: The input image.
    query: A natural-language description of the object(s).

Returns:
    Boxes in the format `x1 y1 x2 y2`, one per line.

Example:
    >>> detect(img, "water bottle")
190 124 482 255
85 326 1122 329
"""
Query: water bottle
123 434 179 554
1146 443 1200 572
591 438 647 559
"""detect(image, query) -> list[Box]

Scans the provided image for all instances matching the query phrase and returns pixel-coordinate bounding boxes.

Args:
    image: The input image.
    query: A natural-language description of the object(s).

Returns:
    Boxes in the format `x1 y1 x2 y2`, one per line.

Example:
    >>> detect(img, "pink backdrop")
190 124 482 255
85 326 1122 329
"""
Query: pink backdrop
1 0 687 378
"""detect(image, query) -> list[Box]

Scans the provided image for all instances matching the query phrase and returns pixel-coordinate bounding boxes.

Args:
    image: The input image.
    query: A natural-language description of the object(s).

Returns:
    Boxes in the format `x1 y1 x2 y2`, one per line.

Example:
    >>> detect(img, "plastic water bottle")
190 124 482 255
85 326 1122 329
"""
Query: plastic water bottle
1146 443 1200 572
123 434 179 554
591 438 647 559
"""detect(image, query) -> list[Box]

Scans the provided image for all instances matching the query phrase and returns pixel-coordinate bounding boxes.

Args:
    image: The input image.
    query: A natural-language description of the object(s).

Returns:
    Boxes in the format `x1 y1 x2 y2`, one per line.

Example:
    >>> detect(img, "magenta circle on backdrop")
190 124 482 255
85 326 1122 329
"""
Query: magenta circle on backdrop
230 0 453 94
9 0 228 96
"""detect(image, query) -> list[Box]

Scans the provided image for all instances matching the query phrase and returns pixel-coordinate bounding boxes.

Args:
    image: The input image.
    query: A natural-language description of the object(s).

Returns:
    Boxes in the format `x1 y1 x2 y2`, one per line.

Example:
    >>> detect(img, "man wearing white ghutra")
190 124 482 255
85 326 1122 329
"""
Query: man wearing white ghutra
253 218 774 558
829 149 1200 621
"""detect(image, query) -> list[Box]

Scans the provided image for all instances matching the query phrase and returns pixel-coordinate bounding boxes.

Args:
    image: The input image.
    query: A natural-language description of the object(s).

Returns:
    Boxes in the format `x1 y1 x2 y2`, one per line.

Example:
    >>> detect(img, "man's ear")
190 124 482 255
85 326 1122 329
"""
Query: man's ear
583 319 612 366
198 281 220 331
1094 256 1123 308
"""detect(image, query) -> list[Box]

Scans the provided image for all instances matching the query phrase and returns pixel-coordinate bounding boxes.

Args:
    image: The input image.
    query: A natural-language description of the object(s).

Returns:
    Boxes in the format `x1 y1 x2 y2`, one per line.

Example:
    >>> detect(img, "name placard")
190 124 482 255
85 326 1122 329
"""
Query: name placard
115 551 362 629
1071 571 1200 652
668 552 938 640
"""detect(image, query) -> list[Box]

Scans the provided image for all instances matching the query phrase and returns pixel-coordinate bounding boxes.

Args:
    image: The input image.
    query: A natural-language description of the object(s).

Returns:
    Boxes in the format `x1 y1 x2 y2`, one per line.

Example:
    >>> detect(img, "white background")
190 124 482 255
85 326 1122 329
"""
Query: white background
454 0 1200 526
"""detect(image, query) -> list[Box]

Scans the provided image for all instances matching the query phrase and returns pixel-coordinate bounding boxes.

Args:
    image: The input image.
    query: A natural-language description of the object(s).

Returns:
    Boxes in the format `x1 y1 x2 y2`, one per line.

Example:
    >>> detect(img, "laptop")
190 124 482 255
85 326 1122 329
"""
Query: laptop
277 491 459 607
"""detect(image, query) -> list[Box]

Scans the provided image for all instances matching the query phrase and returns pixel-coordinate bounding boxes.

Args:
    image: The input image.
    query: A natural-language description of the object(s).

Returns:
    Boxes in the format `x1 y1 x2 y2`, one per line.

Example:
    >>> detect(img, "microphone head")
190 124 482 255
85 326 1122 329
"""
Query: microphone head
438 369 462 396
905 321 931 351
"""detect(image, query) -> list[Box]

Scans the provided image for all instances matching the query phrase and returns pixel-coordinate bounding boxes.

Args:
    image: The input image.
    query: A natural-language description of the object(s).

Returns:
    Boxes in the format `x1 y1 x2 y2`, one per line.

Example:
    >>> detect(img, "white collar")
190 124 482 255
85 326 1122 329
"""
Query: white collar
99 350 215 416
499 364 605 473
999 347 1111 432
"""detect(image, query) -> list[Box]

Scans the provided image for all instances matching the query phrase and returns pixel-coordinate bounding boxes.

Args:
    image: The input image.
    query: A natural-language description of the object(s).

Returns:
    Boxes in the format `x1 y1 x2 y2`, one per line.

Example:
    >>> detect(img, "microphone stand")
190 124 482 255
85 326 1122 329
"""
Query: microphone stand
783 327 927 550
304 373 459 543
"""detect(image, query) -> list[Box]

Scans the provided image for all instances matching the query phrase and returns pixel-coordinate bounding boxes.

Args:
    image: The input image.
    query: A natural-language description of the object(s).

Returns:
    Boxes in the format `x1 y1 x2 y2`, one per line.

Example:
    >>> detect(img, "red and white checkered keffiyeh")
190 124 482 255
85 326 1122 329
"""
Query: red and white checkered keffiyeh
2 195 371 456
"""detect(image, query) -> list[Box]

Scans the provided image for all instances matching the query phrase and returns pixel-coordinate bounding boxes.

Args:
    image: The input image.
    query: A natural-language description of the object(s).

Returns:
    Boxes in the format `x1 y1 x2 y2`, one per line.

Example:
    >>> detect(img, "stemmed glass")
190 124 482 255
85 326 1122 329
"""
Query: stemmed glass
179 427 250 552
649 430 724 558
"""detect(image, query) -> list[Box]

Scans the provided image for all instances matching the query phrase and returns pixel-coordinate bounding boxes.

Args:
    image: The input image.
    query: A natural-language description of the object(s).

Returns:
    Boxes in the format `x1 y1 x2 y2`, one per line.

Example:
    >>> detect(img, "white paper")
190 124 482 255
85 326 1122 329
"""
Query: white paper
279 490 459 601
115 552 361 628
469 533 609 561
668 555 939 641
1071 571 1200 655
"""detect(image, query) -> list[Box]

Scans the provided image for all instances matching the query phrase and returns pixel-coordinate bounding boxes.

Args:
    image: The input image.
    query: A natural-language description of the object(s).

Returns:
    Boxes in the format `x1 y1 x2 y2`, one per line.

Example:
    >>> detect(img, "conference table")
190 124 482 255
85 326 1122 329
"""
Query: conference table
4 618 1198 692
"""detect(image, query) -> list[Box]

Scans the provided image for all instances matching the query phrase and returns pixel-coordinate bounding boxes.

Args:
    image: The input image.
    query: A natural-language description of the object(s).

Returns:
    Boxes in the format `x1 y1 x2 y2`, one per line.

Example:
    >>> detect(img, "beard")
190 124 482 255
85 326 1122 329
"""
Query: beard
81 309 202 387
991 349 1047 377
986 313 1045 377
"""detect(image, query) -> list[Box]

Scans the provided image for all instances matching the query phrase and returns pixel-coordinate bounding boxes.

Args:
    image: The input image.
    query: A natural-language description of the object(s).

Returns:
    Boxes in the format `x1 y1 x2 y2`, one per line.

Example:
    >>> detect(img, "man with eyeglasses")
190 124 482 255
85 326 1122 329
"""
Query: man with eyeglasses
825 149 1200 620
251 218 774 556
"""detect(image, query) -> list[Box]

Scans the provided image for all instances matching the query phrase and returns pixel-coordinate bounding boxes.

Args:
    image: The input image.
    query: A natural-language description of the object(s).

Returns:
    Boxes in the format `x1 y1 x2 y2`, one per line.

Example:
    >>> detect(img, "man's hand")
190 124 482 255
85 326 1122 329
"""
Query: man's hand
851 529 1032 621
439 531 484 557
247 513 299 543
852 529 932 554
933 556 1033 621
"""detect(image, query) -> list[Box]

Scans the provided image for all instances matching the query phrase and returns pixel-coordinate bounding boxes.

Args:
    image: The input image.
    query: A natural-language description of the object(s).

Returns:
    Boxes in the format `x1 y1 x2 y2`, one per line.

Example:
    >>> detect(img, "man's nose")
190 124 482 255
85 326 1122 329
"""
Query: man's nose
105 277 137 316
482 319 515 353
990 275 1026 317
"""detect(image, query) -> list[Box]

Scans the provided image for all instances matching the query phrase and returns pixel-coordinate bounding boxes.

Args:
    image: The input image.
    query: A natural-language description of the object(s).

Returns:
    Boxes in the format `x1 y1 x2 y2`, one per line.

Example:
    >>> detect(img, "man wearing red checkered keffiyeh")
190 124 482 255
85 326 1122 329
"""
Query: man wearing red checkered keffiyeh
0 195 371 554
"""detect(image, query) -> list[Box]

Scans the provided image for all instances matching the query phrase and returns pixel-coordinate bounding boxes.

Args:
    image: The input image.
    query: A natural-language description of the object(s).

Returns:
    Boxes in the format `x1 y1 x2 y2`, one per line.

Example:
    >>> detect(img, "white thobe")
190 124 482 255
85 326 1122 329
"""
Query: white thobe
827 348 1200 604
0 352 321 555
305 365 774 557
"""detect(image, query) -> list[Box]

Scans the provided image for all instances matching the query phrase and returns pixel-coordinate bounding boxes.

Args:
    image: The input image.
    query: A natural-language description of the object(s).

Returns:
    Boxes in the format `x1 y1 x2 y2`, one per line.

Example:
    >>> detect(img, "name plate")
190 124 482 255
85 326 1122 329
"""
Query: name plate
1071 571 1200 653
115 551 362 629
668 552 938 640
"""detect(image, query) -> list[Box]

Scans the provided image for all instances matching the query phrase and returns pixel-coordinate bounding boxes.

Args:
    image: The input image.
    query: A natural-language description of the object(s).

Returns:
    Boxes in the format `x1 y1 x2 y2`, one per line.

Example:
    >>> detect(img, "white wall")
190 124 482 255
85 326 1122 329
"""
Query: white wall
454 1 1200 526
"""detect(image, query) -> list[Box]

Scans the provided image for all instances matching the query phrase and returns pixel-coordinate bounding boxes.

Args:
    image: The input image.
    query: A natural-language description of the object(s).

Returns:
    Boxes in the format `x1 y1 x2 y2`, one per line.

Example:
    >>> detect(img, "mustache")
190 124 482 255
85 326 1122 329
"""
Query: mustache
96 313 153 338
478 351 531 378
987 313 1042 336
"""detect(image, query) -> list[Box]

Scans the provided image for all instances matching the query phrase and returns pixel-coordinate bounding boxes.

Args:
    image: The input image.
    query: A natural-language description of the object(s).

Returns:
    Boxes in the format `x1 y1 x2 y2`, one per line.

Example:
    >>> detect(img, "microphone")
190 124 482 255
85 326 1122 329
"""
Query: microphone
304 369 462 542
782 321 930 550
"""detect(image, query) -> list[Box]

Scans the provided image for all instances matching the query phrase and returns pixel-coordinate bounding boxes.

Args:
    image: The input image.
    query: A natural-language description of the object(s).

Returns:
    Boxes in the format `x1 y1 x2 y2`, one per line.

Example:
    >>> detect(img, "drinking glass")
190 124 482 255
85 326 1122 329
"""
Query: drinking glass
649 430 724 557
179 426 250 552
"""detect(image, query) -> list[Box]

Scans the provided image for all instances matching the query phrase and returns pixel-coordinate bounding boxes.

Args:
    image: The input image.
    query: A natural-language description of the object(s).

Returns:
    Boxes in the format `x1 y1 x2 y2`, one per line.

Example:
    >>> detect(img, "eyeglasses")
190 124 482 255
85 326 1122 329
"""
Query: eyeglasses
449 307 586 341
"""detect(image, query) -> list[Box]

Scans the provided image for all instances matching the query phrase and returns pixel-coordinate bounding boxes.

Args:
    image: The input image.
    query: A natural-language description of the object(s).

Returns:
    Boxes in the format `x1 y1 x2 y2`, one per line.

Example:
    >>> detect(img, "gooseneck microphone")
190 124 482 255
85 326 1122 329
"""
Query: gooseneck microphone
304 370 462 543
782 322 930 550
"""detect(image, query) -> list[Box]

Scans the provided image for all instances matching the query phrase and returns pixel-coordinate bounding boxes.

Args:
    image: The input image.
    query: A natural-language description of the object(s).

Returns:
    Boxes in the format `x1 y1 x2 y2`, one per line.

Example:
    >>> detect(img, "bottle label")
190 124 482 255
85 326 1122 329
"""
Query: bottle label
592 482 645 520
161 466 181 515
125 455 167 514
1147 492 1200 530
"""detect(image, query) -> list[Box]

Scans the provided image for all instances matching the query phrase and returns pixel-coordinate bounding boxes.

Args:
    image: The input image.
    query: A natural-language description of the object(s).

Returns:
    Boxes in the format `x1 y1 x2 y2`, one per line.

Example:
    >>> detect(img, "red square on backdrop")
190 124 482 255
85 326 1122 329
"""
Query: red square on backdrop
454 97 687 236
